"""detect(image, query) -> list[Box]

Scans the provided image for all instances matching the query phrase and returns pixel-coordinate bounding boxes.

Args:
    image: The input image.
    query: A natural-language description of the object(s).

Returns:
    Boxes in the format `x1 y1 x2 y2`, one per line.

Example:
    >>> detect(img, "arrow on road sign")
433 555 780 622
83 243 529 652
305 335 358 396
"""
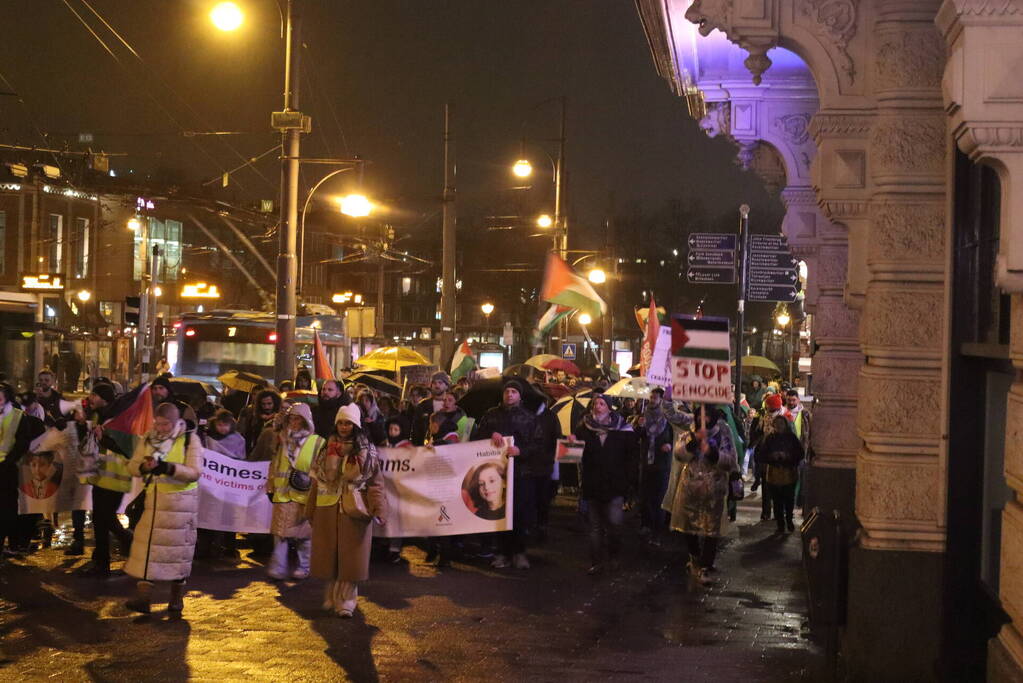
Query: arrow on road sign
687 266 736 284
688 233 737 251
688 249 735 267
747 283 798 302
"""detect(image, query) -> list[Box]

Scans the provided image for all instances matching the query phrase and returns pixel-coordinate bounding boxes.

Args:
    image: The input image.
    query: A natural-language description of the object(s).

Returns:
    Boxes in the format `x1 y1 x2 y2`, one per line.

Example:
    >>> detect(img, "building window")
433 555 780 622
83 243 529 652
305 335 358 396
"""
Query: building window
401 276 412 295
71 217 90 278
0 211 5 275
134 218 183 281
47 214 63 273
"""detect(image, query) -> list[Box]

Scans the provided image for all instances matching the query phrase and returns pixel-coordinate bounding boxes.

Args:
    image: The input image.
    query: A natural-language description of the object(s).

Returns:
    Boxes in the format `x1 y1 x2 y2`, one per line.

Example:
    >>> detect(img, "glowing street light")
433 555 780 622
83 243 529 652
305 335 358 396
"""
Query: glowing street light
481 302 495 317
76 290 91 303
536 214 553 229
587 268 606 284
127 217 142 231
339 194 372 218
578 312 592 326
776 310 791 327
512 159 533 178
210 2 244 31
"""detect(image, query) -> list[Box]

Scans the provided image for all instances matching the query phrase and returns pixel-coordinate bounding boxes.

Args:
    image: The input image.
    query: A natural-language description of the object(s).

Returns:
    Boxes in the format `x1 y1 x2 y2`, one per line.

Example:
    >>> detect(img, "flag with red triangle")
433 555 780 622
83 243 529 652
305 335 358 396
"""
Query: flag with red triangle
103 384 155 456
540 253 606 318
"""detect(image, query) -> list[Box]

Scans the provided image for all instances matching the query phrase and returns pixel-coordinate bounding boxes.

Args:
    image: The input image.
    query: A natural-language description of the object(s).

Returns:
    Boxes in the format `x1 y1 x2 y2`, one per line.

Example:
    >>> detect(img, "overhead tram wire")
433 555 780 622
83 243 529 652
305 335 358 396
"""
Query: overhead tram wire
0 69 69 175
62 0 274 195
75 0 278 190
301 44 351 157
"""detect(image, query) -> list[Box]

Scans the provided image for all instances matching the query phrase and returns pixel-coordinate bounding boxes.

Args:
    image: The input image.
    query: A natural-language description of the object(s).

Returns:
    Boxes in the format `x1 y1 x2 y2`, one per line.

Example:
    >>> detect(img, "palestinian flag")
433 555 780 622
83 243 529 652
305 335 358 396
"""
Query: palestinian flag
670 315 730 361
103 384 155 456
313 329 334 381
540 253 606 318
634 304 668 331
450 340 476 381
532 304 572 345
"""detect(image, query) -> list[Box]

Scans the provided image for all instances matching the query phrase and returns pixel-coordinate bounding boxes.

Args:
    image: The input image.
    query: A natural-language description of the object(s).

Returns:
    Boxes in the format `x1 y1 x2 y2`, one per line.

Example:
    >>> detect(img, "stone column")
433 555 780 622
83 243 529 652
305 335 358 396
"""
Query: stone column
843 2 950 677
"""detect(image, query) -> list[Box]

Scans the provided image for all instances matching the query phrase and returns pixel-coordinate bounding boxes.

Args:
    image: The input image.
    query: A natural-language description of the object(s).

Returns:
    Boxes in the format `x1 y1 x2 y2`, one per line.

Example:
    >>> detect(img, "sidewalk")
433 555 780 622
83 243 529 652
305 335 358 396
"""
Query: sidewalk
0 494 822 682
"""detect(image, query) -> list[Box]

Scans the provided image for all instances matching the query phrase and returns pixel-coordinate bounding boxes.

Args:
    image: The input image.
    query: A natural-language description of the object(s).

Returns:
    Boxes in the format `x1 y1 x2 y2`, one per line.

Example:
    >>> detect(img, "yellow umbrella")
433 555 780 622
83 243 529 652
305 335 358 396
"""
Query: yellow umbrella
355 346 431 373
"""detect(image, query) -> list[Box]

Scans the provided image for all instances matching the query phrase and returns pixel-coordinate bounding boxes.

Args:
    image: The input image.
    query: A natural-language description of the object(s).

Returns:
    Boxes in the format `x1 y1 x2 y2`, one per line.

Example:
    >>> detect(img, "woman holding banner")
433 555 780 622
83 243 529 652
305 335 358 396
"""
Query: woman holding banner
124 402 202 615
307 404 387 618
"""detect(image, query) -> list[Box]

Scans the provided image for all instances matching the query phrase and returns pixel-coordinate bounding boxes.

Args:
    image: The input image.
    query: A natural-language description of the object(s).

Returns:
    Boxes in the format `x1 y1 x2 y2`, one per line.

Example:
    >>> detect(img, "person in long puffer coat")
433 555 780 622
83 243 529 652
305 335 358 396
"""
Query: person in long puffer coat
124 402 202 615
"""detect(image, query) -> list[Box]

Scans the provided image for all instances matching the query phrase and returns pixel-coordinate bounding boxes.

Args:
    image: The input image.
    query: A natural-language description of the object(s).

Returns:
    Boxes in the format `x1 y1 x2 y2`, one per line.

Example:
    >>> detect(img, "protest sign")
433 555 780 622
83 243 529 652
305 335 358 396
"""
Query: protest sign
670 315 733 404
19 429 91 515
646 325 673 389
196 449 272 533
374 438 514 538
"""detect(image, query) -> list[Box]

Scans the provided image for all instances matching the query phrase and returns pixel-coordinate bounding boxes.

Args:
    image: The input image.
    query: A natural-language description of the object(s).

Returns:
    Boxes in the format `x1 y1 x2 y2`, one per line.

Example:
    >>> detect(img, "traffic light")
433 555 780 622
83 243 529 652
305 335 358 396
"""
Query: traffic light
124 296 140 326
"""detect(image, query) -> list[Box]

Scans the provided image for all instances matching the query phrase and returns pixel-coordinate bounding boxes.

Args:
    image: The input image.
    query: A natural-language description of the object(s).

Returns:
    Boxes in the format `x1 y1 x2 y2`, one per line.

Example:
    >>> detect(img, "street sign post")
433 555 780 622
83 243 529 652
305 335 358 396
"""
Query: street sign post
746 232 800 302
688 250 736 267
688 233 737 251
747 283 798 302
561 342 577 360
686 267 736 284
687 232 737 285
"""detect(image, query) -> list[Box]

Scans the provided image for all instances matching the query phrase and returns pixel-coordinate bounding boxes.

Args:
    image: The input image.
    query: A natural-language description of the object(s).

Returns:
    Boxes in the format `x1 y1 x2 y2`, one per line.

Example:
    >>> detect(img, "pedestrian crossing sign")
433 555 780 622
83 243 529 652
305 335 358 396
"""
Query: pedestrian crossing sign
561 343 576 360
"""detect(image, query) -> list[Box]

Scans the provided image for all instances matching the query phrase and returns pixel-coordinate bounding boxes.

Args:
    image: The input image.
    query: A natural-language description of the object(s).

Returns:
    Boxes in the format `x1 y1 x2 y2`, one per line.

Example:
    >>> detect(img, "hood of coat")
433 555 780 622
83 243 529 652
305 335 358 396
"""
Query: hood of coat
287 402 315 433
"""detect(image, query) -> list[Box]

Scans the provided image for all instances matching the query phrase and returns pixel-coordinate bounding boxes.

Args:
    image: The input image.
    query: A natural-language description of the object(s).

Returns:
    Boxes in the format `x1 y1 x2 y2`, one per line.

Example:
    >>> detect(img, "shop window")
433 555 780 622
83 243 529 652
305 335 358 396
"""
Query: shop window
71 217 89 278
134 218 183 281
46 214 62 272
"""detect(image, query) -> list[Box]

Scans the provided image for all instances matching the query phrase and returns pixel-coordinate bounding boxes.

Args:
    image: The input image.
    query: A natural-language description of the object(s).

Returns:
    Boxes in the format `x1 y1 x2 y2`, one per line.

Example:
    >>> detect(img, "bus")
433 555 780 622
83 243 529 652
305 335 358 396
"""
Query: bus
170 309 347 384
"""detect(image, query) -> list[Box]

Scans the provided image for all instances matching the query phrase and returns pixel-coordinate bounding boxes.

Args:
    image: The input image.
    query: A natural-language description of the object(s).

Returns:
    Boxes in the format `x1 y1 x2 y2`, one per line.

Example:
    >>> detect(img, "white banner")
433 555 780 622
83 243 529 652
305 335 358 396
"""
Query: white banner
374 438 514 538
196 449 273 534
646 325 673 388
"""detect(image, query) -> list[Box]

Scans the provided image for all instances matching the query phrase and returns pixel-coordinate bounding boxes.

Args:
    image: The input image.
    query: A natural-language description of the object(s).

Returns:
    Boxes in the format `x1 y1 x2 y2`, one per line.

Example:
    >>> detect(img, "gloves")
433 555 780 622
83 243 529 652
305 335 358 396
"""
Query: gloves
150 460 174 477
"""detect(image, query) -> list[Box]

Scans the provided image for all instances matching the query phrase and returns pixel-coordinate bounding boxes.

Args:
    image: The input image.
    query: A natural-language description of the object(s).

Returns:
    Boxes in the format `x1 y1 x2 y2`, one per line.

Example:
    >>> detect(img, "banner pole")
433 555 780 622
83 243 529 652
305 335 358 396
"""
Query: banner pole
735 204 750 416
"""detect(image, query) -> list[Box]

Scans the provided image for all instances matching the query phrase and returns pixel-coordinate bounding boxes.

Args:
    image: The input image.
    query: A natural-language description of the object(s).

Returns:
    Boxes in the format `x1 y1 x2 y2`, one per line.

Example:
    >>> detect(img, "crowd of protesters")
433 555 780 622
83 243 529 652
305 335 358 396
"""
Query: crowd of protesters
0 362 810 616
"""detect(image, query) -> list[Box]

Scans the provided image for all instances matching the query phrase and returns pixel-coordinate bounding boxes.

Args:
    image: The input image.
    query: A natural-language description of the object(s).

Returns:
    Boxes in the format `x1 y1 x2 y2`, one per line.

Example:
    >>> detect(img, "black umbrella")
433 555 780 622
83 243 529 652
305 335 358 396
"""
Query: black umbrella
503 364 544 382
344 372 402 397
169 378 219 405
457 377 545 420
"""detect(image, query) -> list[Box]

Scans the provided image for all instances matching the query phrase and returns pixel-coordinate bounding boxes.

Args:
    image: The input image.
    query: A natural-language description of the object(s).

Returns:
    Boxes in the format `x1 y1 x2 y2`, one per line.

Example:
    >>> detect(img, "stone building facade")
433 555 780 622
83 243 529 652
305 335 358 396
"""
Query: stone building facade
636 0 1023 680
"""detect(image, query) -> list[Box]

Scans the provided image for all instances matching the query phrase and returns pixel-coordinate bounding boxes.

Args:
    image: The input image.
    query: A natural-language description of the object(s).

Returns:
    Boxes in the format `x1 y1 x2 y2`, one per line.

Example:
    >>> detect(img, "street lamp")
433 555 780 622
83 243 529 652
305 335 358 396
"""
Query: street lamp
76 290 91 303
512 159 533 178
578 312 592 326
127 217 141 231
481 302 494 342
587 268 606 284
536 214 553 229
776 310 791 327
210 2 244 31
339 193 373 218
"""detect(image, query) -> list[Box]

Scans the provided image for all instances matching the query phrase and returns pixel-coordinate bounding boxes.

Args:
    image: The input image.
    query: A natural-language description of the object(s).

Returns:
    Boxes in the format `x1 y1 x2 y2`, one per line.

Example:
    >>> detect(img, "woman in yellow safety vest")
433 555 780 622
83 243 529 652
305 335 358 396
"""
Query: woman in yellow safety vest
124 402 202 615
266 402 324 580
307 403 387 617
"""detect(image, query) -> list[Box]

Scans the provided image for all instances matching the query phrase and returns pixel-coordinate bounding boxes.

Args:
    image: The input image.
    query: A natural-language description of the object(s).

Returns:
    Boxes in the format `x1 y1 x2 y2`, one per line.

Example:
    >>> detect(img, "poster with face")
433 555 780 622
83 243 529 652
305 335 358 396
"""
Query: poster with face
19 426 92 515
373 438 514 538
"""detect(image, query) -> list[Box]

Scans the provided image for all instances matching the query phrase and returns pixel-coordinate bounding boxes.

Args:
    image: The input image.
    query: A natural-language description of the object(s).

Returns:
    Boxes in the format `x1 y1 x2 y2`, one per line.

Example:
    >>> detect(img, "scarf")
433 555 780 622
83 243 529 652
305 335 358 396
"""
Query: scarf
284 423 313 466
583 410 627 435
144 420 186 459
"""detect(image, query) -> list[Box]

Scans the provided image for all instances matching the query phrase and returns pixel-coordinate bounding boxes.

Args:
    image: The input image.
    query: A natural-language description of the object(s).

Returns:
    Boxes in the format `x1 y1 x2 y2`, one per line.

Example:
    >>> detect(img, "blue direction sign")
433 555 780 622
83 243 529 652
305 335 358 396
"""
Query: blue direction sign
688 233 737 251
748 251 798 269
687 266 737 284
688 249 735 267
748 267 798 286
561 343 577 360
749 234 788 252
747 283 798 302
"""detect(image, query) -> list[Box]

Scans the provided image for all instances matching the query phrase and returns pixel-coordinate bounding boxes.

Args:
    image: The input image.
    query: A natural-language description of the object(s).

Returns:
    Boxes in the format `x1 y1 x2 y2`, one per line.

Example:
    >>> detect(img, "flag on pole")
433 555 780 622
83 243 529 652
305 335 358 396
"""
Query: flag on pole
640 297 660 377
450 340 476 381
103 384 155 456
313 330 334 381
540 253 606 319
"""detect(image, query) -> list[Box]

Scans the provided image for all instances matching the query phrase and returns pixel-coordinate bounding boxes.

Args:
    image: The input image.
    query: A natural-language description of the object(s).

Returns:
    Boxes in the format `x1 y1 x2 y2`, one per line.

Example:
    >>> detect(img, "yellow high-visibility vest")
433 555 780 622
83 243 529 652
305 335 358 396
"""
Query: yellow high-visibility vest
153 435 197 494
90 451 133 493
0 407 24 464
271 435 324 504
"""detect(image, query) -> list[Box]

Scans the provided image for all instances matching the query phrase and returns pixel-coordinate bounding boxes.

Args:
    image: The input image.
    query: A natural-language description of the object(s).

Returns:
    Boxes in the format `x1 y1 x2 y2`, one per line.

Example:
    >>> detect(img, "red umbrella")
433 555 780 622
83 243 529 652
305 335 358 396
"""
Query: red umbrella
543 358 580 375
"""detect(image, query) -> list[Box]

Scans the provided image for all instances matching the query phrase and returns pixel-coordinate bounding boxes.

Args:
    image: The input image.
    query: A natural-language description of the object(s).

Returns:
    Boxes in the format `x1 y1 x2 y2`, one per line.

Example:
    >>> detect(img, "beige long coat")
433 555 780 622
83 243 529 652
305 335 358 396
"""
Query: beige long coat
125 425 202 581
306 438 386 582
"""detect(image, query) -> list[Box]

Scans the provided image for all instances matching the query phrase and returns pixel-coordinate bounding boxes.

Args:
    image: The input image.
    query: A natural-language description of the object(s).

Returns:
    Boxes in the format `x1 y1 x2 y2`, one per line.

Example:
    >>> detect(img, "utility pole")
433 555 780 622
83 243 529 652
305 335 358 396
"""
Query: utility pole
439 103 457 365
273 0 304 385
735 204 751 415
554 96 568 349
143 244 161 383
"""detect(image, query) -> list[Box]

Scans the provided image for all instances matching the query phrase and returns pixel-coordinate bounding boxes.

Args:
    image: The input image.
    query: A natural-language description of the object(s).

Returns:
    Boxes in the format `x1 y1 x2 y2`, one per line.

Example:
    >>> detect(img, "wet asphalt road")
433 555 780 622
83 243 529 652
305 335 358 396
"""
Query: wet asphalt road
0 493 822 682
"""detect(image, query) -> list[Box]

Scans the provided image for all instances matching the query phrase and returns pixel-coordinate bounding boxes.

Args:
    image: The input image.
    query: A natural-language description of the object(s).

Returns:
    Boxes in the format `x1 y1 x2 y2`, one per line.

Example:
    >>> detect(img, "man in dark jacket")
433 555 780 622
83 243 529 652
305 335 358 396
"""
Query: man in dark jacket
470 378 537 569
411 372 451 445
34 370 64 422
312 379 348 438
238 389 282 454
637 387 674 539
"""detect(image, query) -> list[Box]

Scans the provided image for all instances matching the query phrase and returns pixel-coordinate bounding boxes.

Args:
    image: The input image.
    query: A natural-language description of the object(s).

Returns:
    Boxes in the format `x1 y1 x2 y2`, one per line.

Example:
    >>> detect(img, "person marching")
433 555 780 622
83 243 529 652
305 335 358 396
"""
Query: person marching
265 403 325 580
307 404 387 617
124 402 203 615
0 384 45 555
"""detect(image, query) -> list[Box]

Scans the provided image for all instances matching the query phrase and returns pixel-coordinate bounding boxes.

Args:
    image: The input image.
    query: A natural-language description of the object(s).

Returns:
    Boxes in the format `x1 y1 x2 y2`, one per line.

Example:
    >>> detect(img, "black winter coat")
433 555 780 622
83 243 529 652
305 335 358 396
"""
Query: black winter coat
574 422 638 502
471 404 537 478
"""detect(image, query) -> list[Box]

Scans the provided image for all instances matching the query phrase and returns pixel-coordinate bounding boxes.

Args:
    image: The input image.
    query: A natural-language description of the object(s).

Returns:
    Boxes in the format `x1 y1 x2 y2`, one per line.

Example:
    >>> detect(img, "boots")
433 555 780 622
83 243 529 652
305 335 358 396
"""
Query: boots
291 539 311 580
267 537 289 580
125 580 154 614
168 580 185 615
